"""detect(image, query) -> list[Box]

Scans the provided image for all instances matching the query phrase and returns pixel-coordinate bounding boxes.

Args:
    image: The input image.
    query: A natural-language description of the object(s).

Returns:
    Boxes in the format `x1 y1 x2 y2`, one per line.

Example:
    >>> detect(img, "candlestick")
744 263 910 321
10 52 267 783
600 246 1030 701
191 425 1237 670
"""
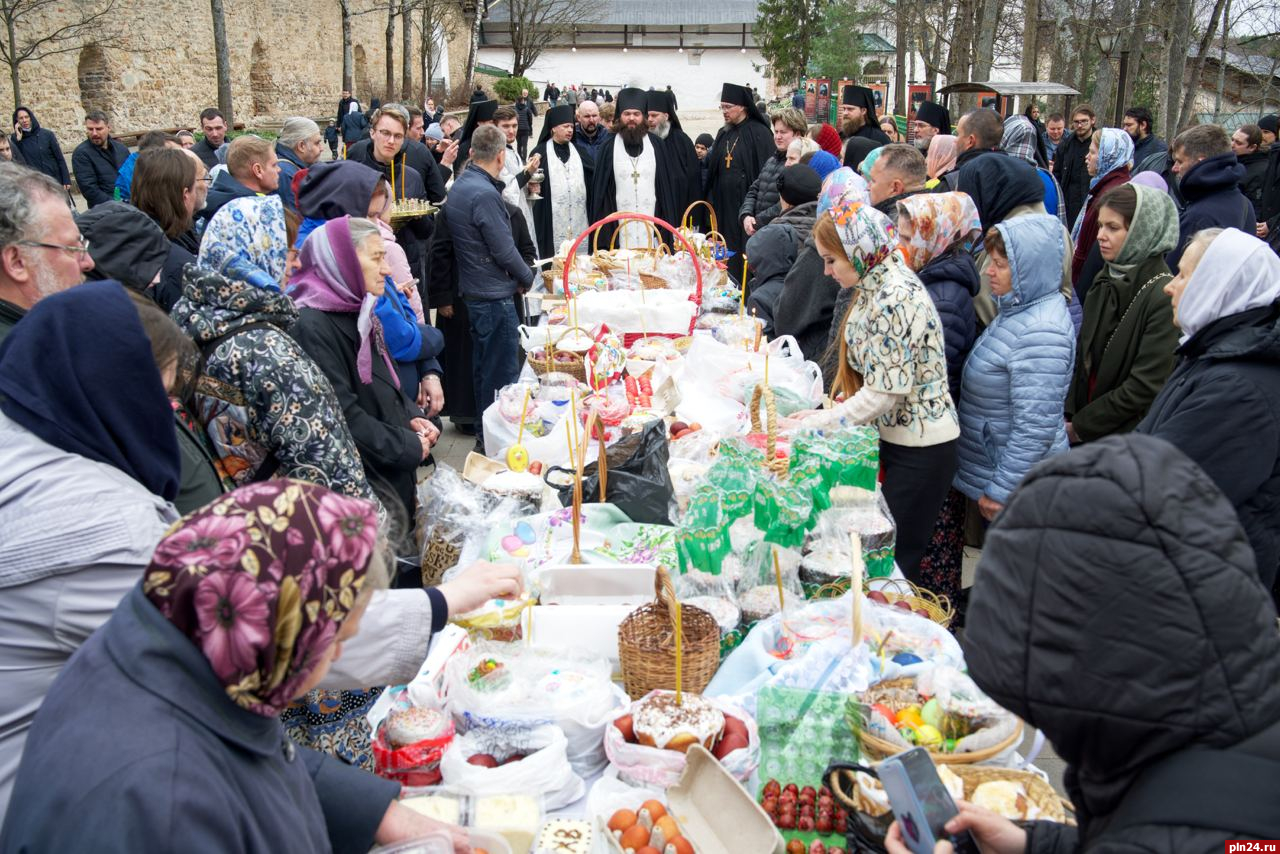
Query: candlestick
739 254 748 317
674 599 683 706
850 532 864 646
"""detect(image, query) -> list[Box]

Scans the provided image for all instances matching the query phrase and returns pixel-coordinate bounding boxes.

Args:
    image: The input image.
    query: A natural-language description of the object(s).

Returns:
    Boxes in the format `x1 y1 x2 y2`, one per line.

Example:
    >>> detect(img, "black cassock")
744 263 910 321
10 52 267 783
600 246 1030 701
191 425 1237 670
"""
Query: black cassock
663 128 702 228
589 132 680 248
706 118 775 257
530 139 594 260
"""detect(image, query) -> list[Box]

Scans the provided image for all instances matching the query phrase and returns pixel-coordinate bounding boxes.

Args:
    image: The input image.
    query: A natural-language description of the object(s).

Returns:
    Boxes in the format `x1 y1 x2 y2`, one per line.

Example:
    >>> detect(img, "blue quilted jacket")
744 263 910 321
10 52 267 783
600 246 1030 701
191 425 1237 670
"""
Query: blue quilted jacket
955 215 1075 504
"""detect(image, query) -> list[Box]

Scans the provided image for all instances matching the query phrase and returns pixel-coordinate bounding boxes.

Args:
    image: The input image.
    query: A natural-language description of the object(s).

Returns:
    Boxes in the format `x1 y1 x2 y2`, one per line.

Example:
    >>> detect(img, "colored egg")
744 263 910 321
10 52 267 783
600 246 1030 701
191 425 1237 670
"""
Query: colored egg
505 445 529 472
915 724 943 748
515 521 536 543
943 738 958 753
897 707 925 729
891 652 923 665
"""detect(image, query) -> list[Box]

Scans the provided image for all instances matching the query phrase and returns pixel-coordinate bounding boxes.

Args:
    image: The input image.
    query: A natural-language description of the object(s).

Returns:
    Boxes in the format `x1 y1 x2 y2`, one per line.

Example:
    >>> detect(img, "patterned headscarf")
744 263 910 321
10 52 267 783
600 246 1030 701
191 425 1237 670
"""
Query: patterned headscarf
824 200 899 279
290 216 399 388
895 192 984 272
198 196 288 291
1001 115 1045 168
817 167 870 217
1089 127 1134 190
926 135 958 181
143 480 380 717
1104 184 1180 279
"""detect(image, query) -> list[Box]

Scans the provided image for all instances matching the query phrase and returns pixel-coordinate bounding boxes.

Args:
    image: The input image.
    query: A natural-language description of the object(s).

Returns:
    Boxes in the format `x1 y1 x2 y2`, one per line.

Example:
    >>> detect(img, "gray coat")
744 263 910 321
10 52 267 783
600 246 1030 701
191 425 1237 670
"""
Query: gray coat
0 586 400 854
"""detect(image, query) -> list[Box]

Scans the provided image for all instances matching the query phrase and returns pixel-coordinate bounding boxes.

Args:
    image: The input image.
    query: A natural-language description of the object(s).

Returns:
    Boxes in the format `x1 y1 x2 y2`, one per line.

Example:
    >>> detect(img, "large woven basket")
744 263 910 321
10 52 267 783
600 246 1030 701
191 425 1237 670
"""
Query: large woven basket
869 577 955 627
618 567 720 700
851 677 1023 765
529 348 587 383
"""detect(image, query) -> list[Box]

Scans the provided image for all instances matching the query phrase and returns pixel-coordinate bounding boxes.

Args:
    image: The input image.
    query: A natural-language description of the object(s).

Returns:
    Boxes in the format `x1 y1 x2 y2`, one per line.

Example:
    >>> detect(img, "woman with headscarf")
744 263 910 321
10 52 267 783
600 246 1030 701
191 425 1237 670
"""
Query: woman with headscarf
959 154 1076 329
794 200 960 582
894 192 982 603
842 136 879 173
954 214 1074 524
0 481 473 853
923 134 957 189
172 196 377 505
813 123 843 159
0 282 186 814
290 216 436 525
1137 228 1280 590
1066 184 1180 444
1001 114 1066 224
1070 127 1134 291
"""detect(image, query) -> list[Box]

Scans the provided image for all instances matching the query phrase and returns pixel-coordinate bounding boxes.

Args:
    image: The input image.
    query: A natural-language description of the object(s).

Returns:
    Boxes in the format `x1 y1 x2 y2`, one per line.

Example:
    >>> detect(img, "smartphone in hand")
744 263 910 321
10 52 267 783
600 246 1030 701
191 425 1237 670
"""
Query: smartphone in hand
878 748 978 854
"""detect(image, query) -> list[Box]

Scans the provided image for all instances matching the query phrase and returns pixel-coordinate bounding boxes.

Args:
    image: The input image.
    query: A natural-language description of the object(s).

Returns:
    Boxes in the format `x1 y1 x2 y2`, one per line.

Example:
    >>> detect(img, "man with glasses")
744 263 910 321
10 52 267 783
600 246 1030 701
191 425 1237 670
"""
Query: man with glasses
1052 105 1097 226
0 162 94 344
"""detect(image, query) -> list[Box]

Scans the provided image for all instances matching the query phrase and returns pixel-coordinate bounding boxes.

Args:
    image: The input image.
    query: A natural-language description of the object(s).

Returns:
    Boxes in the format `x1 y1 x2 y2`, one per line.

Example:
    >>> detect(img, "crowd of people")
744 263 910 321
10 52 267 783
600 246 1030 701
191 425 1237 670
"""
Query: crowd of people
1 80 1279 851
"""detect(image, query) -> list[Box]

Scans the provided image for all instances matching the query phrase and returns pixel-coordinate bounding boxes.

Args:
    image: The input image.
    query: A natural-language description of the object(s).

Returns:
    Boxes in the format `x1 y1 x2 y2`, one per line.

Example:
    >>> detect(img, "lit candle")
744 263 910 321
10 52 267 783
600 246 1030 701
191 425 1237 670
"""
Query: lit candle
739 254 748 317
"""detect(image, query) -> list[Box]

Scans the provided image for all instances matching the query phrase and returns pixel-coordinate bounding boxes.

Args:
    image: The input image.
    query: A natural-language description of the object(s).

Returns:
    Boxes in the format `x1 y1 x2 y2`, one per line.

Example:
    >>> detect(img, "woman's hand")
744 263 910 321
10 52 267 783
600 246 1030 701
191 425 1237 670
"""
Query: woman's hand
438 561 524 616
1065 421 1080 445
411 417 439 460
375 802 471 853
419 374 445 417
978 496 1004 522
885 800 1027 854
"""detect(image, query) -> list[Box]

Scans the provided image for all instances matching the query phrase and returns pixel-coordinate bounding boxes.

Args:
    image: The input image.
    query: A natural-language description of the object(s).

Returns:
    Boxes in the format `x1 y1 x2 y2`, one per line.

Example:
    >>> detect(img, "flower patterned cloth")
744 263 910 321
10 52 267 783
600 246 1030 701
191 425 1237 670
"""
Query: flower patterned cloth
197 196 288 292
817 167 870 217
142 480 379 717
896 192 984 273
826 199 898 278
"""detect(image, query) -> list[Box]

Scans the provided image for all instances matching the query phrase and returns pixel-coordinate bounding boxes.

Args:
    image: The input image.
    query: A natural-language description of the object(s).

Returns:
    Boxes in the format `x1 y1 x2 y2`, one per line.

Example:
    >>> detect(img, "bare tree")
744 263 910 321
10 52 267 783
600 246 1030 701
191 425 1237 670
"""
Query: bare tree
1163 0 1194 132
385 0 398 100
416 0 460 100
401 0 415 99
1175 0 1228 130
0 0 121 108
340 0 381 94
210 0 233 125
1021 0 1040 81
462 0 485 95
505 0 598 78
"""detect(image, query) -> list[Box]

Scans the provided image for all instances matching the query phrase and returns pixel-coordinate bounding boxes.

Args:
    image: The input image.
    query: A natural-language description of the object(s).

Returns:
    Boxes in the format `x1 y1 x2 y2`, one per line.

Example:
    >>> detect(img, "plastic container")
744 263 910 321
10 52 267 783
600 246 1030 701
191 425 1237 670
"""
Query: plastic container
468 828 513 854
667 745 784 854
369 834 454 854
471 793 545 854
398 785 470 826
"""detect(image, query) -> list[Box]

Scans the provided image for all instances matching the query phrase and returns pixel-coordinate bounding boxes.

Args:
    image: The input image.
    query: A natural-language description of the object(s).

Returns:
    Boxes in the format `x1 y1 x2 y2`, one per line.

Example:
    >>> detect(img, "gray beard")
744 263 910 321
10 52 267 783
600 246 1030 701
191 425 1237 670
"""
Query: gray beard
914 136 929 152
653 121 670 140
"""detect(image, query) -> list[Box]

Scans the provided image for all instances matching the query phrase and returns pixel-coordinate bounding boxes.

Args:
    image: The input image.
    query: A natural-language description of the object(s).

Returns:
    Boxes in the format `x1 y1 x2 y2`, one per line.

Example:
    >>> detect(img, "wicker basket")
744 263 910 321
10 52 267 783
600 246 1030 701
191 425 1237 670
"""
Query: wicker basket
638 271 668 290
618 567 721 701
681 200 719 235
528 348 587 383
868 577 955 627
851 677 1024 765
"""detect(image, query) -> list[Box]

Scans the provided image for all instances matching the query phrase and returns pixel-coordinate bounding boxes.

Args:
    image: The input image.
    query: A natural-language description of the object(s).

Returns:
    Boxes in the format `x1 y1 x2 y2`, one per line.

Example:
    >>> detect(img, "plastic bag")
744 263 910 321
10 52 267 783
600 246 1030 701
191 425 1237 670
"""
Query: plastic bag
369 687 456 787
674 569 742 658
417 465 531 587
439 724 585 809
575 289 697 335
674 335 823 433
550 419 674 525
801 491 898 596
603 691 761 789
734 542 804 632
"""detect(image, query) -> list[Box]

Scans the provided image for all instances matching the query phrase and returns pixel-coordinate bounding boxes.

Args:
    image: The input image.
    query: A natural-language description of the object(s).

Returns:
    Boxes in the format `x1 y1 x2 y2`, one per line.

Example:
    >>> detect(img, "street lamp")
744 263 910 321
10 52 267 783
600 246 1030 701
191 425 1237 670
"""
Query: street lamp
1096 31 1131 127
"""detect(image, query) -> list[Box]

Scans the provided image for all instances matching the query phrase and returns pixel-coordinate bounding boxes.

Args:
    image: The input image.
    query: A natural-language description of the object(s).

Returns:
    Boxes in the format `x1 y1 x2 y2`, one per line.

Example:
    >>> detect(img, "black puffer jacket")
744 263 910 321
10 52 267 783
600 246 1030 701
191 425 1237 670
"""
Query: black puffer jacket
1137 303 1280 588
964 434 1280 852
915 250 978 401
1238 149 1268 212
739 150 786 227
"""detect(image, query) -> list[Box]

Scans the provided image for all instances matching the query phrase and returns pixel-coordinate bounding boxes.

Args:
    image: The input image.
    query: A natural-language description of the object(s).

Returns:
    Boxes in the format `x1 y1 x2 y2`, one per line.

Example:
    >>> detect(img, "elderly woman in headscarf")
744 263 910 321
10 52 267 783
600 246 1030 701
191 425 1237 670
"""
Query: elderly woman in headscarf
924 134 957 189
1066 184 1181 444
1 481 473 854
1137 228 1280 590
172 196 378 506
290 215 436 527
895 192 982 602
1071 126 1134 288
794 199 960 582
1001 114 1066 224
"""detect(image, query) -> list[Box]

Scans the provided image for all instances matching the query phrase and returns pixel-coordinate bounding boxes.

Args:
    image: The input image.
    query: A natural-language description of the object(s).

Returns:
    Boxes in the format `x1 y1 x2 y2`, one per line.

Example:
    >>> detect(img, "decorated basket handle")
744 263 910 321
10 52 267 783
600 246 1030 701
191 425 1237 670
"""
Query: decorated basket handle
750 383 779 465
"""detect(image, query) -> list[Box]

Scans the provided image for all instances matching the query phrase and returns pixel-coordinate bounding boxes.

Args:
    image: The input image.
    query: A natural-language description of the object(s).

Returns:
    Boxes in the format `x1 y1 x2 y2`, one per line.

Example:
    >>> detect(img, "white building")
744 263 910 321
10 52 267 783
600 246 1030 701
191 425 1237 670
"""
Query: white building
477 0 768 109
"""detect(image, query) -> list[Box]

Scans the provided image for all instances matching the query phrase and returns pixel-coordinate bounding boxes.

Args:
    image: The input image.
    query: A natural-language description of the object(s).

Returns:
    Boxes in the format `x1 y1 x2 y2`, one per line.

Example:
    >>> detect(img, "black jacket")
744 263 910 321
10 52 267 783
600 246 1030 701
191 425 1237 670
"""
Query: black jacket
1052 131 1093 226
1137 304 1280 588
935 146 1003 194
1260 145 1280 225
739 150 786 226
201 171 259 223
774 203 840 367
290 308 424 520
71 137 129 207
515 99 537 135
1168 153 1255 269
965 433 1280 853
1239 149 1268 212
9 109 68 185
191 136 221 170
744 204 812 335
916 251 978 401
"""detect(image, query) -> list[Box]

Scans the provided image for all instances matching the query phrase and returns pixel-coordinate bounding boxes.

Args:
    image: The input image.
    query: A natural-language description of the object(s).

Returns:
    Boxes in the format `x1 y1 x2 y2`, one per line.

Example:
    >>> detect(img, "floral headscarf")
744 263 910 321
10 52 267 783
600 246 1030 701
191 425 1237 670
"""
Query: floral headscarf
1089 127 1134 190
895 192 983 272
817 167 870 217
825 199 898 279
926 135 958 181
1000 115 1046 168
143 480 379 717
197 196 288 291
290 216 399 388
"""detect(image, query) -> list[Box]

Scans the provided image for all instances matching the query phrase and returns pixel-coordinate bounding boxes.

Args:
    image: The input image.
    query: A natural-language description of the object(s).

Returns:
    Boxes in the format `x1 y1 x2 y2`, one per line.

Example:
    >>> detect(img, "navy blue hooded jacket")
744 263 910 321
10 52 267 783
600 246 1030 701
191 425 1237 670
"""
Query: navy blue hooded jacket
917 250 979 401
1168 153 1256 269
8 108 68 186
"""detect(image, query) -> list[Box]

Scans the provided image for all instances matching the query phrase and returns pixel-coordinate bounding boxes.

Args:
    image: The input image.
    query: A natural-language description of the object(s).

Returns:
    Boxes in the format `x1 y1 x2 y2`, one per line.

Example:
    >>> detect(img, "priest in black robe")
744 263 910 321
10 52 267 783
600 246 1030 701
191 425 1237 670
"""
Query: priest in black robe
646 90 701 228
840 85 892 157
453 98 497 178
590 87 680 249
705 83 775 258
530 104 594 259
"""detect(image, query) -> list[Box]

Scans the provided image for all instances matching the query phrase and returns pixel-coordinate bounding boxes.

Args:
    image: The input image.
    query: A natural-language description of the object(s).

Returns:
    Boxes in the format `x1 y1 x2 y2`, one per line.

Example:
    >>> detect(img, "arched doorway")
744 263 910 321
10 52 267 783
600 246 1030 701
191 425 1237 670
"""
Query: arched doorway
77 44 116 118
250 40 276 116
354 44 371 101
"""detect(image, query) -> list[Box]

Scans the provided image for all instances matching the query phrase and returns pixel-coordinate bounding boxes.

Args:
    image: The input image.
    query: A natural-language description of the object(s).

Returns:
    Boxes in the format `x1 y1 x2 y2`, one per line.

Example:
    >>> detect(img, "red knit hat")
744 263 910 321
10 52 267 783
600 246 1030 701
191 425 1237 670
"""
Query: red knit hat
816 123 842 158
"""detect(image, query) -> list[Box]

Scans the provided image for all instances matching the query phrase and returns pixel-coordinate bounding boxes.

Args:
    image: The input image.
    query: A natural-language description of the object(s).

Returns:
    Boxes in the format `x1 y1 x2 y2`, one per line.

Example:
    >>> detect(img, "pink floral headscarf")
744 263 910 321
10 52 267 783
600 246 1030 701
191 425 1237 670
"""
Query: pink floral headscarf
143 480 379 717
824 199 898 278
895 192 983 272
817 167 871 217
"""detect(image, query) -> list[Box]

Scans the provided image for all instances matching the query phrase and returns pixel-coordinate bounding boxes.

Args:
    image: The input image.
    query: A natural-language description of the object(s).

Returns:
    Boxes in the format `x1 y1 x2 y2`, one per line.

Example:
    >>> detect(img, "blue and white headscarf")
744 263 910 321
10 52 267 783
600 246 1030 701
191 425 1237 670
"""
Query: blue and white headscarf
1071 128 1135 241
197 195 288 292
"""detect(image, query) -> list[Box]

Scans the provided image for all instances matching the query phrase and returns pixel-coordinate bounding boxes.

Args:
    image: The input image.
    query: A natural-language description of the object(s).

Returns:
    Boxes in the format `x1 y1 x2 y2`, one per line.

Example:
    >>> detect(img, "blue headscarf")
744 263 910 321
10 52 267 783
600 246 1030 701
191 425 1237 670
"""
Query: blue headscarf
1090 127 1134 190
0 281 181 501
807 150 842 181
197 195 288 291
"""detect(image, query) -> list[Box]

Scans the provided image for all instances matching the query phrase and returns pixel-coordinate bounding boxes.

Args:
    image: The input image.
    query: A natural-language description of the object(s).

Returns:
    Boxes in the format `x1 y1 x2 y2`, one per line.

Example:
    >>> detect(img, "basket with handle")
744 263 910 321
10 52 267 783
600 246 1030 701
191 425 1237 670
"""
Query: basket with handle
617 566 720 700
867 577 955 627
681 200 719 235
528 324 591 383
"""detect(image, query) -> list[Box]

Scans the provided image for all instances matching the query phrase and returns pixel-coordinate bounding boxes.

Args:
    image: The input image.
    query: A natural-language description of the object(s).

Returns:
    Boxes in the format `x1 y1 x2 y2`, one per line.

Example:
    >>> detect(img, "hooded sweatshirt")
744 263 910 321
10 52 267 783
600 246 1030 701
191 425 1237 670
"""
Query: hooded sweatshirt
964 433 1280 851
8 108 68 186
75 203 169 292
954 214 1074 503
1168 152 1256 269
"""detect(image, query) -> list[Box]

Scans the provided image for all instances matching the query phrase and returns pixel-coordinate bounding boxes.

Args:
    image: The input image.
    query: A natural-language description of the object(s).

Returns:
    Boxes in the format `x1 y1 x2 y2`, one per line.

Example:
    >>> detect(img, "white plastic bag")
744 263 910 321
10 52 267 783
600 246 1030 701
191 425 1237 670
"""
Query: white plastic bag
675 335 823 433
574 289 697 334
439 724 585 809
602 692 760 789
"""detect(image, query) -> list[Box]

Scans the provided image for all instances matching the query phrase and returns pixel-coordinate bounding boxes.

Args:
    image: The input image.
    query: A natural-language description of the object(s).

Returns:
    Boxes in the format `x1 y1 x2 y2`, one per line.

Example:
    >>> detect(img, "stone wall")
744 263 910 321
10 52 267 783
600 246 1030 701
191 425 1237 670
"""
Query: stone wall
1 0 471 152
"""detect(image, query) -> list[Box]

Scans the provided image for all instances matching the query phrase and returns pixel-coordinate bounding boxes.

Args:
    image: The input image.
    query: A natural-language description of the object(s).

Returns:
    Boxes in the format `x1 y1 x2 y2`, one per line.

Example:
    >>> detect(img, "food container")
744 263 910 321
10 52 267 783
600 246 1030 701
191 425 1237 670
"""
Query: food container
472 793 545 854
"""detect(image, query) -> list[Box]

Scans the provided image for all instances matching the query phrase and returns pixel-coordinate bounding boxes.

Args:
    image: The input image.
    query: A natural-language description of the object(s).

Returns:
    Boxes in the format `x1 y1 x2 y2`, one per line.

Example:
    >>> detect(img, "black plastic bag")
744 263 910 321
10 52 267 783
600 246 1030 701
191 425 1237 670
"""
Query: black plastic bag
549 419 674 524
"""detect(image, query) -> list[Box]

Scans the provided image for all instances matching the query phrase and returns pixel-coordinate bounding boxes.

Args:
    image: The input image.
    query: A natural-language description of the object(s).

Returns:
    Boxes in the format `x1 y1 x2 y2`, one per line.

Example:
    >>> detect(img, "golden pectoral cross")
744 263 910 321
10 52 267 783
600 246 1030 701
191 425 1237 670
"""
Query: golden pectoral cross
724 151 733 169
